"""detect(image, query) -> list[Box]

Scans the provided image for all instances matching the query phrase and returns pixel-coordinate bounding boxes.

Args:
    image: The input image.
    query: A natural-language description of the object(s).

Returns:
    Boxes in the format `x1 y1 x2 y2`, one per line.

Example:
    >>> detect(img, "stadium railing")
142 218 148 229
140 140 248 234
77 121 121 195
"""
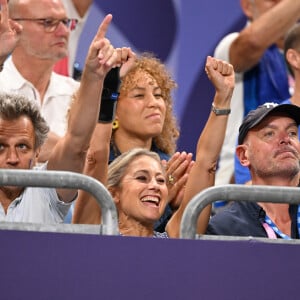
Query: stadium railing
0 169 118 235
180 184 300 243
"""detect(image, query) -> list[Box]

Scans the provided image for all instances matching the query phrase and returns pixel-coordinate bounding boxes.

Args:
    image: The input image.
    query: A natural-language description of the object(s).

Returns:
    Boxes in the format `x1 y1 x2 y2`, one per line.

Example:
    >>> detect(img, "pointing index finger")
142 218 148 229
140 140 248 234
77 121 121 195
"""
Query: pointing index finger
0 0 9 24
95 14 113 40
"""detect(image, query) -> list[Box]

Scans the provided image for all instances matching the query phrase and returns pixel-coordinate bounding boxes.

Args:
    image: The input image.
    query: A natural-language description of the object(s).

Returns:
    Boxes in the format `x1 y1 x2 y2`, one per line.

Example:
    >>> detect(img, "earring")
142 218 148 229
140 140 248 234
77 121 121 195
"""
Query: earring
112 120 119 130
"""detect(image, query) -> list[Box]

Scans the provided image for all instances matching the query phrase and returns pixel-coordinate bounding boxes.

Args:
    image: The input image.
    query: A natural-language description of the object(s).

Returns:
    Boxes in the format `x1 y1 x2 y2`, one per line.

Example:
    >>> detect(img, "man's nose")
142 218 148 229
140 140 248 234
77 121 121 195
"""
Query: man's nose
55 20 70 35
6 148 20 164
279 133 291 144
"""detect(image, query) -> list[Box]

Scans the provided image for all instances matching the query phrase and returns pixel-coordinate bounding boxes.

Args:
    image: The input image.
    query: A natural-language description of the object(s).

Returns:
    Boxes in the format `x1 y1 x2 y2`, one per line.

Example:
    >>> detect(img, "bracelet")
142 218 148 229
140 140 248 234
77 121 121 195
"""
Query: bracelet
211 103 231 115
0 63 3 72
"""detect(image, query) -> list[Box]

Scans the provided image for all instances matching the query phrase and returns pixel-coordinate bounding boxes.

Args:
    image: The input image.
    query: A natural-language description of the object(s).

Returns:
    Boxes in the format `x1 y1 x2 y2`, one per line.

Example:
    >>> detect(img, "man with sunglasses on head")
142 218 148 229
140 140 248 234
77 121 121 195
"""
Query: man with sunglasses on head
0 0 80 164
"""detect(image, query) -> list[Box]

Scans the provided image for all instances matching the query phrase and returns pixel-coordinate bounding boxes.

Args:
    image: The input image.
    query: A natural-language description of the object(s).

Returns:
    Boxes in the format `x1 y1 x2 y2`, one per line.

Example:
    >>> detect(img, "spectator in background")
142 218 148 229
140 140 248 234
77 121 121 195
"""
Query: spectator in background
54 0 93 78
72 52 194 232
0 0 22 66
73 56 235 237
235 22 300 184
214 0 300 189
0 12 123 223
0 0 80 163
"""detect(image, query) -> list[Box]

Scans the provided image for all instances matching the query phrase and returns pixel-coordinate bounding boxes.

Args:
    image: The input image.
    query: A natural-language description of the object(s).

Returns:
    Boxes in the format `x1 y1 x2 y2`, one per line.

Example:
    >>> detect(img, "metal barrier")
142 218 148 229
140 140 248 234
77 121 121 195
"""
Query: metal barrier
180 184 300 239
0 169 119 235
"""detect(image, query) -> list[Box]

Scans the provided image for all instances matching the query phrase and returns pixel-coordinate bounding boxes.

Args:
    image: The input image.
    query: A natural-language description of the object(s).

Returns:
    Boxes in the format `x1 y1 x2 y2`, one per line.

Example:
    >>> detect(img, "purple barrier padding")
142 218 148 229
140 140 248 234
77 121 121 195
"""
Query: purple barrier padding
1 230 297 300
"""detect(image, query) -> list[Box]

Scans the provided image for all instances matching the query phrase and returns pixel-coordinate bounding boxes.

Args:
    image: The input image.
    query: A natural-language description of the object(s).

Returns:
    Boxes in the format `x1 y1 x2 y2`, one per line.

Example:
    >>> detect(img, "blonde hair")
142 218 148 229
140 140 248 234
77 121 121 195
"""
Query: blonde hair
115 52 179 155
107 148 163 191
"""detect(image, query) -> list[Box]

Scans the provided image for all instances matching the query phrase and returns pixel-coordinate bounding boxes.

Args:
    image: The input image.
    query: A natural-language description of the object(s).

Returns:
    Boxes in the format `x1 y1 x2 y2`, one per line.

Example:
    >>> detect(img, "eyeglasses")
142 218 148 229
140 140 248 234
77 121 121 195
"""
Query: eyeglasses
12 18 78 33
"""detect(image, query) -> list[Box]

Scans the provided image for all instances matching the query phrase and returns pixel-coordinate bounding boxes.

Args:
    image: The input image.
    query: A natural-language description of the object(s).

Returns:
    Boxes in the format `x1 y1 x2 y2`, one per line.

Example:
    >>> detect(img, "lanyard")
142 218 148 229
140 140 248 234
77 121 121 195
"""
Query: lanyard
263 205 300 240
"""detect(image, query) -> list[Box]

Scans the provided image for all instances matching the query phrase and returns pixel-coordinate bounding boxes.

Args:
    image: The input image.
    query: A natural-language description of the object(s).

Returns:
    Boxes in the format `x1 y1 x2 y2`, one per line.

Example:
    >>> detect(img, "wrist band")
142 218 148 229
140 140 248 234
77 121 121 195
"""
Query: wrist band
211 103 231 115
98 92 119 123
98 67 121 123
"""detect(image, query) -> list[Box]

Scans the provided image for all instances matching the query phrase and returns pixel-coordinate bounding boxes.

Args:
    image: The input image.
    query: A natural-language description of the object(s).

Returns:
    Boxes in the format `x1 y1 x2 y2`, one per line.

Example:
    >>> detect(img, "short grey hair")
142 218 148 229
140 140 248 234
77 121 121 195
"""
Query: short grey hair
0 93 49 149
107 148 163 191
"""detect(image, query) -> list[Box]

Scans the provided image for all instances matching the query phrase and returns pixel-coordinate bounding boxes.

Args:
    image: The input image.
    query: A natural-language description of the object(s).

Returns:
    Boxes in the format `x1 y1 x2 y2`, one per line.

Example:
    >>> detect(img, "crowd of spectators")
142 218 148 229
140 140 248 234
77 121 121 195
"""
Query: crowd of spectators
0 0 300 241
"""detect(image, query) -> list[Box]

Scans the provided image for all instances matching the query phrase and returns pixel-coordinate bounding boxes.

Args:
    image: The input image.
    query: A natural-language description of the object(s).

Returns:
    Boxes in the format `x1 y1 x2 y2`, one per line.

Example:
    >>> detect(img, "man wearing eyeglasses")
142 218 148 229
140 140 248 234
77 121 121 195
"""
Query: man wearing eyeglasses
0 0 80 164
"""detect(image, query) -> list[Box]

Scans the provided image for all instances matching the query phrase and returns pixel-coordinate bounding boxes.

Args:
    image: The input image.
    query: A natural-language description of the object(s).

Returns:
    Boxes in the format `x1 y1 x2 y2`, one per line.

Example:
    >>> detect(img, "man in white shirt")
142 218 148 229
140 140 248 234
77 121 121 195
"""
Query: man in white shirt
0 0 80 163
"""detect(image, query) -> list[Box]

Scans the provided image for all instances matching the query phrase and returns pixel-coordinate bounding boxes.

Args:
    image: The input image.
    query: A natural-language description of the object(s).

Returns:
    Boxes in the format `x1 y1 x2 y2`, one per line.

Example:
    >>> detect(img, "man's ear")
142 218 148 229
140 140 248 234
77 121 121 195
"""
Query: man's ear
286 48 300 72
35 147 41 158
236 144 250 167
240 0 254 20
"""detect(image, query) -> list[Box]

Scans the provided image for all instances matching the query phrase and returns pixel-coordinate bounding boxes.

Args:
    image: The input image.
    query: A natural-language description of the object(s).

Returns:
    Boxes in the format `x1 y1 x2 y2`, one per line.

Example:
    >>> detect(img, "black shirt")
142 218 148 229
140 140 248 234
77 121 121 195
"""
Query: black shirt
206 201 299 239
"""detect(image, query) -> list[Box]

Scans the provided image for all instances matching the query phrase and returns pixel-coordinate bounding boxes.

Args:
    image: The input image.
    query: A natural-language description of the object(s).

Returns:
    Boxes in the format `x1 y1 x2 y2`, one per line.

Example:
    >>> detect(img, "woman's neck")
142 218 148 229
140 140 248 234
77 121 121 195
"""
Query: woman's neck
113 131 153 154
118 217 154 237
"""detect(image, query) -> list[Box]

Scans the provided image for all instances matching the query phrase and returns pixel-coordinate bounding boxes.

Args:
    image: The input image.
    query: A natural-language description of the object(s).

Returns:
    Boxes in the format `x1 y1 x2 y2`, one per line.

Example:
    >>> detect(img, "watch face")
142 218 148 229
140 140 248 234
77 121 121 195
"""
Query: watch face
212 103 231 115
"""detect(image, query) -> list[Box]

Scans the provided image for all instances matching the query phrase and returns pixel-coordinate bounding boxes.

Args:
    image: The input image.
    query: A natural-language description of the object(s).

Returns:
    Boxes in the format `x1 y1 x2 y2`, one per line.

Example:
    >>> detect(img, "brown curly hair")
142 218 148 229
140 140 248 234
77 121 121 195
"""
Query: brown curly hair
114 52 179 155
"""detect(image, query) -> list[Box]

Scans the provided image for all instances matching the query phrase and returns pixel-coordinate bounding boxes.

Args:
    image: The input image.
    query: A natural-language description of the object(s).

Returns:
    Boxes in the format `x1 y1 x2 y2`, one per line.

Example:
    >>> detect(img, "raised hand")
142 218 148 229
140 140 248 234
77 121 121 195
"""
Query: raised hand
84 14 117 79
117 47 136 78
0 0 22 62
205 56 234 105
